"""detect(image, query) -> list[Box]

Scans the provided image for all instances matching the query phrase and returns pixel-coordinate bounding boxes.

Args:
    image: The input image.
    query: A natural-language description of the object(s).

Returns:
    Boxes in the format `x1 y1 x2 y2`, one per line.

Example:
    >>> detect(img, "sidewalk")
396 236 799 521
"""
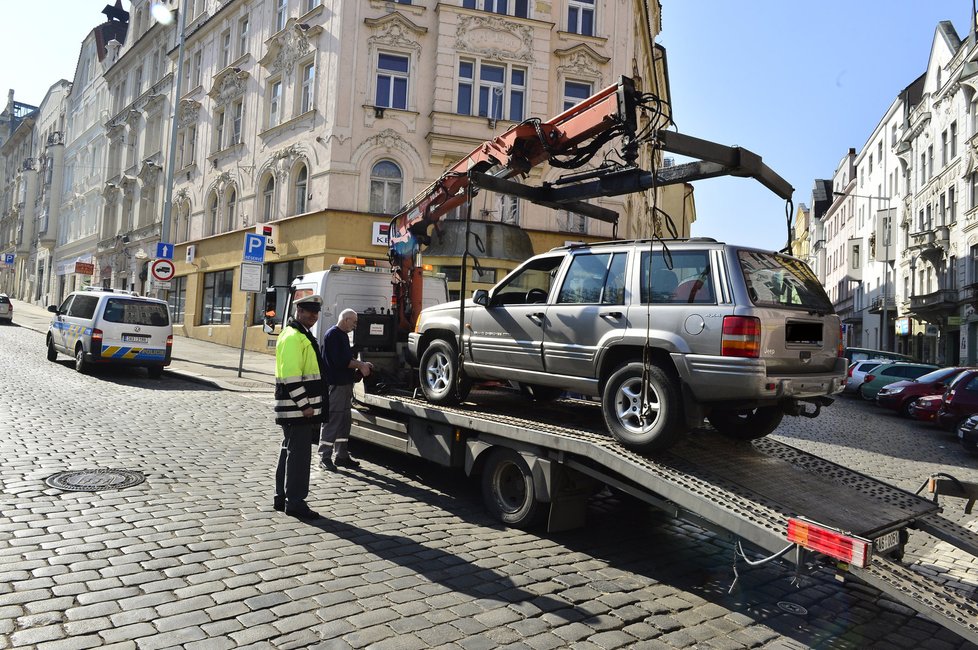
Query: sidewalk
8 296 276 393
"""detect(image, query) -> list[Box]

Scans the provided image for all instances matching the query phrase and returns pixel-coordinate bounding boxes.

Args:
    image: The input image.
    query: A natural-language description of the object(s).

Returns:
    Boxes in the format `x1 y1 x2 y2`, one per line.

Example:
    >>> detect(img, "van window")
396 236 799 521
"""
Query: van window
67 295 99 319
103 298 170 326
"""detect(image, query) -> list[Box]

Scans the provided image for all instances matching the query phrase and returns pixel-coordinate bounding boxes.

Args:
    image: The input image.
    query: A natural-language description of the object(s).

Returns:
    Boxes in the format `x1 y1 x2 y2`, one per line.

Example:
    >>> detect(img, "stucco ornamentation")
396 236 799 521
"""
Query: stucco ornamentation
456 15 533 62
261 22 324 76
208 69 250 107
366 13 426 53
179 100 201 127
555 44 608 81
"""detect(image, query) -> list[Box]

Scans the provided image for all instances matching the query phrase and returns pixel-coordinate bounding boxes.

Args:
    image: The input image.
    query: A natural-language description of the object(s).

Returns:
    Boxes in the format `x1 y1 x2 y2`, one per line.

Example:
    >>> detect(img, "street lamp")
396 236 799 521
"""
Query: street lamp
834 191 893 350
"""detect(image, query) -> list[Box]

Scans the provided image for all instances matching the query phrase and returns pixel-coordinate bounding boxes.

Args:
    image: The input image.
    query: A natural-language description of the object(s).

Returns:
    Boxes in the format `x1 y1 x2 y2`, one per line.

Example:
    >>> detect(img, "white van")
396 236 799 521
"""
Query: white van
46 288 173 377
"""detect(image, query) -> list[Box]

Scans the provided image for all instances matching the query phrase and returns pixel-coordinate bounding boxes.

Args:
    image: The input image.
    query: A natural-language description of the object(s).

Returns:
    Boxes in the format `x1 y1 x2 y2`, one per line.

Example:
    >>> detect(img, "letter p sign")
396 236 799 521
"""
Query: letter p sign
243 232 266 263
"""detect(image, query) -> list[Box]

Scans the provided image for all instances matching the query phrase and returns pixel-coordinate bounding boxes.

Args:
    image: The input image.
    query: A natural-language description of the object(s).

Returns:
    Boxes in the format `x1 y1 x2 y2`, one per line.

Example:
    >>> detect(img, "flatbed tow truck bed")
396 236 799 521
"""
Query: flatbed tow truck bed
351 388 978 644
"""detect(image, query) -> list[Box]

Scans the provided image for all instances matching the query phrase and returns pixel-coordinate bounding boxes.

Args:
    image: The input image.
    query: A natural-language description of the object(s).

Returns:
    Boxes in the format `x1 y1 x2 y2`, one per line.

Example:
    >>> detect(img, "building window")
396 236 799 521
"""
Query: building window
369 160 402 214
268 79 282 128
567 0 594 35
225 188 236 232
376 53 409 110
221 29 232 68
230 100 243 145
167 275 187 324
498 194 519 225
177 124 196 168
192 50 202 88
206 191 218 236
261 174 275 222
563 80 592 110
462 0 528 17
949 186 956 223
971 244 978 284
293 165 308 214
201 269 233 325
275 0 288 32
238 16 250 58
304 0 321 11
457 61 473 115
299 62 314 114
456 59 525 121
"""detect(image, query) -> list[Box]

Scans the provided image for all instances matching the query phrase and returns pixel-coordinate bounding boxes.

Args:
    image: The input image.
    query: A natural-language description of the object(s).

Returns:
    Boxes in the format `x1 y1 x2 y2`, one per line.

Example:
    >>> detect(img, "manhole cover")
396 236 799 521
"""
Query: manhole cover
45 469 146 492
777 601 809 616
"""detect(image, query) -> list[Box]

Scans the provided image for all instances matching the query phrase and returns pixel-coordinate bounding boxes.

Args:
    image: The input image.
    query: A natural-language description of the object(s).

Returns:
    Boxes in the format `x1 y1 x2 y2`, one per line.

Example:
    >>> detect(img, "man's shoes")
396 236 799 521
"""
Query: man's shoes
319 457 337 472
335 456 361 469
273 497 285 512
285 504 322 521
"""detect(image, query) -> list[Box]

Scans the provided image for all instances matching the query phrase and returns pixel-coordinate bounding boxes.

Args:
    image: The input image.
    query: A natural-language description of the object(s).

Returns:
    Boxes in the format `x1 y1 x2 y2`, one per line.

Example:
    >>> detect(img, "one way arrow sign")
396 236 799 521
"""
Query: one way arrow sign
156 242 174 260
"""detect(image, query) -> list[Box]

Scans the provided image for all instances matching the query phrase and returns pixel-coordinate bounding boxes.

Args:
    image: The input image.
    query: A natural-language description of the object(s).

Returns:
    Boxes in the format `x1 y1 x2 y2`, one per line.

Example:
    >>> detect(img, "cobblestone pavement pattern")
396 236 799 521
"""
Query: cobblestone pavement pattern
1 319 977 649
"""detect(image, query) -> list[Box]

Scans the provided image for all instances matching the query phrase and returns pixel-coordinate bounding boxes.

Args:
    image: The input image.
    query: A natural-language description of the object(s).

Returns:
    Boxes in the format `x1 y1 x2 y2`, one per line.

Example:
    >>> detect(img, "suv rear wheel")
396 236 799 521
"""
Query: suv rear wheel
602 361 684 452
707 406 783 440
419 339 471 405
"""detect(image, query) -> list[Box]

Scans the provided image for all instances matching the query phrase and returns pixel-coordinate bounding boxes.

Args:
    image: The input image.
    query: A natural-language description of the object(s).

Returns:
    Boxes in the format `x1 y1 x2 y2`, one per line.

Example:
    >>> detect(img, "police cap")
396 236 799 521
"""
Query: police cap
294 294 323 312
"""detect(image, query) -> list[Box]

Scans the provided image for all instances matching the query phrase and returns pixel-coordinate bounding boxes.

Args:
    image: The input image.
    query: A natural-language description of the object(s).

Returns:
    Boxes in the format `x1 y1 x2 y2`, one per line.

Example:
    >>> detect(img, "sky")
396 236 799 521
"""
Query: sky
1 2 975 253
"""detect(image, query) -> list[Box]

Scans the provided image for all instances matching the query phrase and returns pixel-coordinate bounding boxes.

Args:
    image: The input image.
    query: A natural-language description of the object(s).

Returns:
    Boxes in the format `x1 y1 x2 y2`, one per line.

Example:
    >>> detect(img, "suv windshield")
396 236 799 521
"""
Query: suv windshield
103 298 170 326
738 250 834 313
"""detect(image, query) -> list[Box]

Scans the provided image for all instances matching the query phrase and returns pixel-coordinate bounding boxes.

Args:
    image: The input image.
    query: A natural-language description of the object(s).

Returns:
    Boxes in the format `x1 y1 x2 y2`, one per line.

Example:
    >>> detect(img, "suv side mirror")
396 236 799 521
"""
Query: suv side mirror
262 287 278 335
473 289 489 306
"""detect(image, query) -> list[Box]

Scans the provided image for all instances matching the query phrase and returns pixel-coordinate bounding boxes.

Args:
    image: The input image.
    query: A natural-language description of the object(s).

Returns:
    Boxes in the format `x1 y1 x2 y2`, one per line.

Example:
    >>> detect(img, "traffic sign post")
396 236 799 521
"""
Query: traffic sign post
237 261 265 378
243 233 266 263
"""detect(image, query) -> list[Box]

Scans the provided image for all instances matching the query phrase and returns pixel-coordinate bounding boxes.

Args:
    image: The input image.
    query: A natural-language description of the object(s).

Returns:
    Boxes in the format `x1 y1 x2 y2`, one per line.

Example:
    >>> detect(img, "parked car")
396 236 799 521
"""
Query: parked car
411 238 847 452
876 366 972 417
908 394 944 423
957 414 978 455
844 359 887 395
857 362 940 401
843 347 913 364
0 293 11 324
936 369 978 431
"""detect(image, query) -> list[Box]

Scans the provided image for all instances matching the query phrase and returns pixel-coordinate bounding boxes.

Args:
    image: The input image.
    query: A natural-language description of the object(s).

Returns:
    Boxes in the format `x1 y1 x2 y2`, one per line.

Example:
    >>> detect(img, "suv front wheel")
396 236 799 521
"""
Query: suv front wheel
419 339 471 405
602 361 684 452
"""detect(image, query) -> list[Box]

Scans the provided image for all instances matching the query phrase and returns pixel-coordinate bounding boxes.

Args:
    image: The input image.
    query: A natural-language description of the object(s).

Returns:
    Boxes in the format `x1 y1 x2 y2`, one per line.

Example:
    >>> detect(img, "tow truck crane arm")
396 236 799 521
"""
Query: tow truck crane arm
388 75 793 333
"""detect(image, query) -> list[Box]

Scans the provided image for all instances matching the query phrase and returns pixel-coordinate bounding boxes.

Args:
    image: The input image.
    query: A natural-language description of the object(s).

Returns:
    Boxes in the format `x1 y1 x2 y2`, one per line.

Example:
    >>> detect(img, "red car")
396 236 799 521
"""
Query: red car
937 369 978 431
876 367 973 417
908 394 944 423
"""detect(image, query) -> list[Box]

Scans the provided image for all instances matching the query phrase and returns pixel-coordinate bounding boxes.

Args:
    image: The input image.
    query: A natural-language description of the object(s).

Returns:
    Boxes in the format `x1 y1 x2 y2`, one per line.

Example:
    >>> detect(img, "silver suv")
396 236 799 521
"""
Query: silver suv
409 239 847 452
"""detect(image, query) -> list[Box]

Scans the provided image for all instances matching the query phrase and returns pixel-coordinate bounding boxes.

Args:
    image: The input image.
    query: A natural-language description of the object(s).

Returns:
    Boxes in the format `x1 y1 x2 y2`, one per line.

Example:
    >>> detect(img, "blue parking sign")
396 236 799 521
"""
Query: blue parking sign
3 253 13 265
243 232 266 263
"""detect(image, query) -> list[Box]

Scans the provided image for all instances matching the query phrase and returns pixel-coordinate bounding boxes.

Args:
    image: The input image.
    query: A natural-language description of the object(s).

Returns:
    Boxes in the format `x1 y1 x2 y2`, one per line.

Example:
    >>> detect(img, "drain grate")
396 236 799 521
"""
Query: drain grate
777 601 809 616
45 468 146 492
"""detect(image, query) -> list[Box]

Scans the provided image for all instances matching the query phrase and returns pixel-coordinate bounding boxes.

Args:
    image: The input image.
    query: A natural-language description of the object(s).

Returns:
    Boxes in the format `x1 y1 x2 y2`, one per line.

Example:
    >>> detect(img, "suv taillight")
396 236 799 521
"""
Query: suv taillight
721 316 760 358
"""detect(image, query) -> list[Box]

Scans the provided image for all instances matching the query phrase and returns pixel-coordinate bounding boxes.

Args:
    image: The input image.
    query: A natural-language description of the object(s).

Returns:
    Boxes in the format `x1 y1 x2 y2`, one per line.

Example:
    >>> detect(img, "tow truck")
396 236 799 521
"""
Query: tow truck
277 75 978 642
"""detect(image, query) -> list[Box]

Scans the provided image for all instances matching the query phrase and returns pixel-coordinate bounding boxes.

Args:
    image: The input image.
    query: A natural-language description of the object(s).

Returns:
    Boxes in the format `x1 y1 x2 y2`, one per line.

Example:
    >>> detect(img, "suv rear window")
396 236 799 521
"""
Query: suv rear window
103 298 170 326
738 250 833 313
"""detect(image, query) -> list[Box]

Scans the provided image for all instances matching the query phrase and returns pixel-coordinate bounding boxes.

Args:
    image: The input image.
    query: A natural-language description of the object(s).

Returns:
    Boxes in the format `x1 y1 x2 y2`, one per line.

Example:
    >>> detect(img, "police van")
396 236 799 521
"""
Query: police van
46 288 173 377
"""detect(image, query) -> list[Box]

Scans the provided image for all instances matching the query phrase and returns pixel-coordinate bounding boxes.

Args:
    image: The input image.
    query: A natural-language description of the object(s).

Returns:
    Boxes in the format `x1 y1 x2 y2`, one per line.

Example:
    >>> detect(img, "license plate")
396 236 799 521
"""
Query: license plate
122 334 150 343
874 529 900 554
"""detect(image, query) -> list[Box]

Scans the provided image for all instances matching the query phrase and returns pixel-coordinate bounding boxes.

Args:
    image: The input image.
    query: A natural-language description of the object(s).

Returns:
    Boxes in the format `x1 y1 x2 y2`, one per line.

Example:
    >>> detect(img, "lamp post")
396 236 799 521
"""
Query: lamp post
834 191 893 350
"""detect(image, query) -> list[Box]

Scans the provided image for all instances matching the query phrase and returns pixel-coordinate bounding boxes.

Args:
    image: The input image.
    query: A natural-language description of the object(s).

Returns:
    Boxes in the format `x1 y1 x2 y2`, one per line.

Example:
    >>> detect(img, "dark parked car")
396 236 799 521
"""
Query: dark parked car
957 415 978 455
876 367 972 417
908 394 944 423
857 362 940 401
937 369 978 431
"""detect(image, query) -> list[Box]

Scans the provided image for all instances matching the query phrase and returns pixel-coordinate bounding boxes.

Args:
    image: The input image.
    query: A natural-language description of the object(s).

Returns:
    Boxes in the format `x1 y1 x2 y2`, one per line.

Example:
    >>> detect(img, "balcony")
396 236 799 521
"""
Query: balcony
908 226 949 266
868 296 897 314
908 288 958 317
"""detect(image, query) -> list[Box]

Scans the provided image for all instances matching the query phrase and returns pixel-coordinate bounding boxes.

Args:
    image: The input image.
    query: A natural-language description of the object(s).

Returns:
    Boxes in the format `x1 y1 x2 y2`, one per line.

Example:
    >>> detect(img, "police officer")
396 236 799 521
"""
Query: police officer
273 294 328 520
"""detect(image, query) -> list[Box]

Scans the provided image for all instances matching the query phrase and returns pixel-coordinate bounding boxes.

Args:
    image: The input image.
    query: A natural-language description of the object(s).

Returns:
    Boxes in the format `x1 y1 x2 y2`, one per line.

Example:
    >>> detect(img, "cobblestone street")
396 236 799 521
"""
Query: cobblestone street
1 321 976 649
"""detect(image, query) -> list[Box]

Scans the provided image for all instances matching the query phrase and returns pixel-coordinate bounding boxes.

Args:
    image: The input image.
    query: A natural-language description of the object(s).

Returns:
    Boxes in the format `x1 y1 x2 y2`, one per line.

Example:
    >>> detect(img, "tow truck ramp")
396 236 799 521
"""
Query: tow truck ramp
351 390 978 644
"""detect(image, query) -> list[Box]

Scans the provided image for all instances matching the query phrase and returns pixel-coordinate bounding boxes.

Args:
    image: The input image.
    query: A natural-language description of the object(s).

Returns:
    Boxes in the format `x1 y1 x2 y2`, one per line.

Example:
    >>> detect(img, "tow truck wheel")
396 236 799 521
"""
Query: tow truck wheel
419 339 471 405
707 406 784 440
74 346 89 374
481 448 544 529
602 361 684 452
46 339 58 362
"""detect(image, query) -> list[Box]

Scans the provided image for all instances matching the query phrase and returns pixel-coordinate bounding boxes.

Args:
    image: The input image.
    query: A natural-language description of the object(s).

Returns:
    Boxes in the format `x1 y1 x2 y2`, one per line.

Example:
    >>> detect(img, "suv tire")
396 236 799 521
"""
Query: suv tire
419 339 471 405
602 361 684 452
707 406 784 440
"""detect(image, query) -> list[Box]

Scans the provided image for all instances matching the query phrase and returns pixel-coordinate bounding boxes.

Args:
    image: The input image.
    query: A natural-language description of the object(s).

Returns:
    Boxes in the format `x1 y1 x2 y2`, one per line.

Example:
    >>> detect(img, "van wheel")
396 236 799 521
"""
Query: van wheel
602 361 685 452
74 347 89 374
481 448 544 529
519 383 563 401
419 339 471 405
146 366 164 379
47 339 58 362
707 406 784 440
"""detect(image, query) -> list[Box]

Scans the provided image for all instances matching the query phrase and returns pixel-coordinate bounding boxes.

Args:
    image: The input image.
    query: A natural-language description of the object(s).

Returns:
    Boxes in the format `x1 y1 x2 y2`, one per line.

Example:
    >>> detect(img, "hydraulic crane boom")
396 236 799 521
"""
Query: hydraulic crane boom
387 75 793 334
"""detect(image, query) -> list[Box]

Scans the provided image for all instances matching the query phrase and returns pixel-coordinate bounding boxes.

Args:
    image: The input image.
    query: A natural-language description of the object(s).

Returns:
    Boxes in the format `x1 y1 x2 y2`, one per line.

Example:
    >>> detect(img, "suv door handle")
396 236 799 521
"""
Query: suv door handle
528 312 545 320
600 311 623 319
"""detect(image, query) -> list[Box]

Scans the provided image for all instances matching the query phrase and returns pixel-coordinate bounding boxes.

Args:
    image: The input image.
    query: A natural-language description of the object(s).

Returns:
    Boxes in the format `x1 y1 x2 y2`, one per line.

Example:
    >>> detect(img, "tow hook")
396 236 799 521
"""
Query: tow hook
794 396 834 419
